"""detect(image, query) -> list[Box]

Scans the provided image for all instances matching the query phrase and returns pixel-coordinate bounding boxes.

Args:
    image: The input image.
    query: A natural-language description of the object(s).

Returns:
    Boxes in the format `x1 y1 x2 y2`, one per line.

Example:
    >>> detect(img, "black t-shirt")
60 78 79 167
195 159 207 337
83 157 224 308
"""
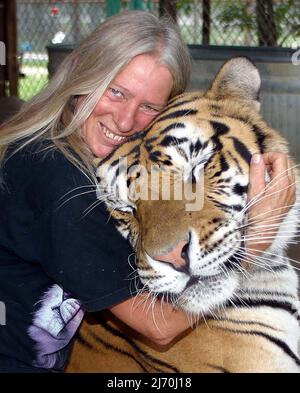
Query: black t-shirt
0 142 138 372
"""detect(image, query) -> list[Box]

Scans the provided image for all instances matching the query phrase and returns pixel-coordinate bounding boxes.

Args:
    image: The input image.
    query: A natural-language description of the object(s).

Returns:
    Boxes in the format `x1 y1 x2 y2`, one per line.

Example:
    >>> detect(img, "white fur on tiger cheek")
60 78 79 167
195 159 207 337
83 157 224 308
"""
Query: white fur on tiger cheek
140 255 190 294
179 275 238 315
96 161 136 211
267 202 299 253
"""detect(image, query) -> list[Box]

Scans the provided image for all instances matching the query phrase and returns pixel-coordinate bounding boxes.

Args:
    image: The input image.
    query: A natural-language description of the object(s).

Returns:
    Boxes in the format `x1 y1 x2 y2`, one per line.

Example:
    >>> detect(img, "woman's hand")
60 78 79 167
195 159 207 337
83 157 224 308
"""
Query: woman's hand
246 152 296 256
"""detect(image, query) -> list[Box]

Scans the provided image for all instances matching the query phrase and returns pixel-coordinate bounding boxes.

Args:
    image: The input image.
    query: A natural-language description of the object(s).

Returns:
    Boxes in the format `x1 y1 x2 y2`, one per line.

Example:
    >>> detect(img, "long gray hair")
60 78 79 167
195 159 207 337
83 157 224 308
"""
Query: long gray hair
0 10 191 180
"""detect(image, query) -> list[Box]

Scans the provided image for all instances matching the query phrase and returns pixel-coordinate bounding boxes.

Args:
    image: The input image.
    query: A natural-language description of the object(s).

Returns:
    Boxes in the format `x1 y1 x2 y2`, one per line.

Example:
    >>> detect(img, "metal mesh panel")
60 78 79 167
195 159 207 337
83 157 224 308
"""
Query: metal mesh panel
16 0 300 100
177 0 300 46
17 0 159 100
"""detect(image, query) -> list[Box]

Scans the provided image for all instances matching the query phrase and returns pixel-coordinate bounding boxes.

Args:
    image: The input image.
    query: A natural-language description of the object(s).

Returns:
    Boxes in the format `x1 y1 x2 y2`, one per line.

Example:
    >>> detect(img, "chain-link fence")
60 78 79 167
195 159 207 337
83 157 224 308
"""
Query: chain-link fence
17 0 160 99
17 0 300 100
177 0 300 46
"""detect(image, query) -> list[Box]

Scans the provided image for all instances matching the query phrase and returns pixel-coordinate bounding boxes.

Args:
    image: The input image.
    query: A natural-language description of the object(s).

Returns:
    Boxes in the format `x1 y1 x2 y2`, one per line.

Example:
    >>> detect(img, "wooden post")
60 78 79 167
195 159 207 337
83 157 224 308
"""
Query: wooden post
130 0 146 9
6 0 18 96
106 0 121 17
74 0 80 44
159 0 177 23
0 0 18 97
256 0 277 47
0 0 6 96
202 0 210 45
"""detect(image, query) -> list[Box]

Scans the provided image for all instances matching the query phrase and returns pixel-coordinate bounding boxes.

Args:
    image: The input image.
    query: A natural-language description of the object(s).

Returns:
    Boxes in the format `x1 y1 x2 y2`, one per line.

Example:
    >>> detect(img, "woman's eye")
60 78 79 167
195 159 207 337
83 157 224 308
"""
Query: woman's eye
141 105 160 114
108 88 124 99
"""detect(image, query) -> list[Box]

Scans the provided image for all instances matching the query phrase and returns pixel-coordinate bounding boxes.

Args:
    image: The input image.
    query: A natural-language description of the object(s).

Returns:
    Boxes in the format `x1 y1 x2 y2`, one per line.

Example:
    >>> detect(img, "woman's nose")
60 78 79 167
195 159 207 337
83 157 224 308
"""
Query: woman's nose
115 104 136 133
155 240 190 274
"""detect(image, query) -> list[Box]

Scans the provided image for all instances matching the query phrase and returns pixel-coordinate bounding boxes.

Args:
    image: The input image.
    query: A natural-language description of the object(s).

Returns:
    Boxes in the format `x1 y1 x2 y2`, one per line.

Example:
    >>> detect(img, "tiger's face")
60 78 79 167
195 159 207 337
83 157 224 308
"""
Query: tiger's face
96 58 291 315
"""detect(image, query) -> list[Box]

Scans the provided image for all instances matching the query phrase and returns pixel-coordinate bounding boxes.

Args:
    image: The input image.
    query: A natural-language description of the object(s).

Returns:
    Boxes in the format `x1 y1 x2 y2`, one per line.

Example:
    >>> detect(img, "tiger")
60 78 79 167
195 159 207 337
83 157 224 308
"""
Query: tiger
66 57 300 373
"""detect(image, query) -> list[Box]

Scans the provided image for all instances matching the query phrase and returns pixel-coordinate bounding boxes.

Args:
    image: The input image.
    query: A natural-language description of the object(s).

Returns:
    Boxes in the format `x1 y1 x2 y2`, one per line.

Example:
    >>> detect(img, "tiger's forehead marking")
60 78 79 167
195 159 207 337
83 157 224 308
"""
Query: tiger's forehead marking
153 121 215 170
136 114 257 182
155 109 198 123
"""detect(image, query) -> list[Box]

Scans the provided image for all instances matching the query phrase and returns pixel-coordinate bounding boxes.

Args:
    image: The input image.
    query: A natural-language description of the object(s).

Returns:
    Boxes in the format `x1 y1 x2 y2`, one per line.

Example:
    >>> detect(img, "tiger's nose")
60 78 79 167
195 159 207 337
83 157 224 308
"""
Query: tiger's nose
155 240 190 273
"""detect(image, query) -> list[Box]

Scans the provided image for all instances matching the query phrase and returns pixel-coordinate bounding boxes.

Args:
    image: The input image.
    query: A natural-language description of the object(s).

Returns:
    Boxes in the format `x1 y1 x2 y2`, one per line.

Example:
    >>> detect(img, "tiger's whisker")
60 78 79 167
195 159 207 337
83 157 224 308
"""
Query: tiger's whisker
82 196 114 217
237 246 300 272
239 202 300 226
58 184 101 201
230 256 252 279
237 220 299 230
57 189 102 209
149 293 162 334
233 163 299 221
237 180 297 220
234 249 275 273
240 235 300 242
242 246 300 268
159 293 168 327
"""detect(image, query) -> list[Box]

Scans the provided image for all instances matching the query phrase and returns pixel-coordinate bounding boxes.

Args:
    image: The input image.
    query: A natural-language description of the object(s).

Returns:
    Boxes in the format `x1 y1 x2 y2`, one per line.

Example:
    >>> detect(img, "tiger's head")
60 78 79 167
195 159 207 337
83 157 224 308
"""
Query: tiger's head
96 57 297 315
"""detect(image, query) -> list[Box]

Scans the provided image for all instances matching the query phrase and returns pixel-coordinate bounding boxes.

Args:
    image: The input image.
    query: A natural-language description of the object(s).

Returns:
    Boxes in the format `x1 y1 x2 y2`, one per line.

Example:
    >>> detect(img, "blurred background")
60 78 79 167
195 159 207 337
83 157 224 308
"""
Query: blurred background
0 0 298 99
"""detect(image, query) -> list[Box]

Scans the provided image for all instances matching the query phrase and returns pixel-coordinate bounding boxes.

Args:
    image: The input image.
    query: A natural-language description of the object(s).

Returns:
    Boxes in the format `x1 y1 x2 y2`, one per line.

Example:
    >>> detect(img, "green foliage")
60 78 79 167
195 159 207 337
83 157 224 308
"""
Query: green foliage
274 0 300 45
217 3 255 32
216 0 300 46
19 74 48 101
176 0 194 14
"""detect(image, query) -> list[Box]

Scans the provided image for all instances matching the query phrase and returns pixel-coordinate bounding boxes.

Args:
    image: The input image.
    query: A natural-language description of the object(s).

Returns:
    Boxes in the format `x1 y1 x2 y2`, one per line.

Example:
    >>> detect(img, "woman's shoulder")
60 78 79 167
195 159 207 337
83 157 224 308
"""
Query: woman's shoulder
6 140 80 175
3 140 91 196
13 140 72 165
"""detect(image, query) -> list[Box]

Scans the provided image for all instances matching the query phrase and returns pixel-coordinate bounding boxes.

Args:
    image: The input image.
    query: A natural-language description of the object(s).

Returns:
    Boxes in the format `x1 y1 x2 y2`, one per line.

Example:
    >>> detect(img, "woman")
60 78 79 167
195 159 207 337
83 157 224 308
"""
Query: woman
0 11 295 372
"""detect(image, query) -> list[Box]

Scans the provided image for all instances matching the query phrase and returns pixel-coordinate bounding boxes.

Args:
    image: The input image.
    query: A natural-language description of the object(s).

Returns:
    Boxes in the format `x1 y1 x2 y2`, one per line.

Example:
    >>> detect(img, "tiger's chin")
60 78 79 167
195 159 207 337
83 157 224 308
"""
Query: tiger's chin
169 273 239 316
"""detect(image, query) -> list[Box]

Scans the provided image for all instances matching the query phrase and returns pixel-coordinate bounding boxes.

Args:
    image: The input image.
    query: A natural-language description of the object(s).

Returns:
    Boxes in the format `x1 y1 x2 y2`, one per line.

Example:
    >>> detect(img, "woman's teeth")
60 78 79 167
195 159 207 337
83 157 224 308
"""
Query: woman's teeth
100 123 126 142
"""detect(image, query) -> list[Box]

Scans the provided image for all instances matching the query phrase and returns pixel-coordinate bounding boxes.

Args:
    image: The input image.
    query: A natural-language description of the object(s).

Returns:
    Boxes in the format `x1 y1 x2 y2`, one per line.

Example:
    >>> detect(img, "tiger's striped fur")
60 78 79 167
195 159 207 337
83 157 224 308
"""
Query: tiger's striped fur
66 57 300 373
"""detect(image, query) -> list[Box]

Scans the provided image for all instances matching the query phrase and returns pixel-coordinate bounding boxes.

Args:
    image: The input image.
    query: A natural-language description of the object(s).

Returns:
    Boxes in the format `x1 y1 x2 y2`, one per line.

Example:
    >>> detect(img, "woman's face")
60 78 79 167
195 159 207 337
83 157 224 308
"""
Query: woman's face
82 54 174 158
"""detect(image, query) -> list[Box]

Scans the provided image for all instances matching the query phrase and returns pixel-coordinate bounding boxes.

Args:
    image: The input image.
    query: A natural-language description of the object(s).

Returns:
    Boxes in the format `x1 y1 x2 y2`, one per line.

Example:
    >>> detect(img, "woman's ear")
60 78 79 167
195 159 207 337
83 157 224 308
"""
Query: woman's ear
205 57 261 111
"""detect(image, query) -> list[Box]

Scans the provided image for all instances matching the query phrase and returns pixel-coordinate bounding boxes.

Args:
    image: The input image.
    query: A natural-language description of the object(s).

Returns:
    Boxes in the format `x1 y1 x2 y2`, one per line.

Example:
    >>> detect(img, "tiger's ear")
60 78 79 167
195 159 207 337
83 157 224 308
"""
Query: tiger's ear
205 57 261 111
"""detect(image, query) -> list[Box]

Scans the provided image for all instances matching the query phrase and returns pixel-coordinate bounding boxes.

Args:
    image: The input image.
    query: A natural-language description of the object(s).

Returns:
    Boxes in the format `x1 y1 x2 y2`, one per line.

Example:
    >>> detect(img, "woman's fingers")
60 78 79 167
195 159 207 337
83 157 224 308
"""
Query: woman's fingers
248 153 266 201
248 152 294 210
264 152 296 209
246 152 296 256
287 157 296 186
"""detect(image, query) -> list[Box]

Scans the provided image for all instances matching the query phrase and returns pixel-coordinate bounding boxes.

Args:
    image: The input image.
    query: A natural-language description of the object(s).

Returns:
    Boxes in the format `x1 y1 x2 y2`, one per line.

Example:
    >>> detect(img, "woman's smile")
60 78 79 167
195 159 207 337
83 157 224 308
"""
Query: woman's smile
97 122 128 145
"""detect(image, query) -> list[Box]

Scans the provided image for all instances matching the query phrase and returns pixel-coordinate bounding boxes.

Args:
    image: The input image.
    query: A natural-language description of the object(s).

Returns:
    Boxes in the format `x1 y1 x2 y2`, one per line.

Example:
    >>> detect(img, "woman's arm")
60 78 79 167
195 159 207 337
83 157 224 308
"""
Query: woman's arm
110 152 296 346
110 294 191 346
